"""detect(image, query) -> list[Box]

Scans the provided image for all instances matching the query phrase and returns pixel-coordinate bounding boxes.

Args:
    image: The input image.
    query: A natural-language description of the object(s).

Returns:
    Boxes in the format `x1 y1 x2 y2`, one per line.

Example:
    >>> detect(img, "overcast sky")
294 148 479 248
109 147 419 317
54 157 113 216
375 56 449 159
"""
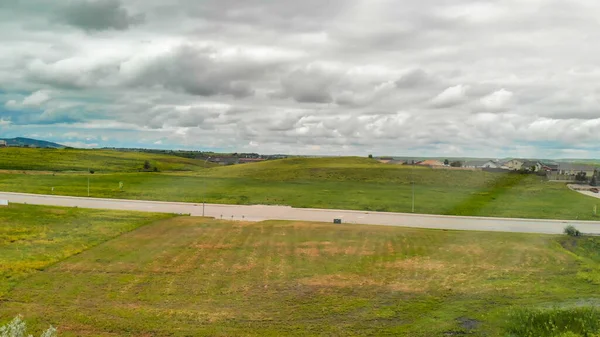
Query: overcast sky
1 0 600 158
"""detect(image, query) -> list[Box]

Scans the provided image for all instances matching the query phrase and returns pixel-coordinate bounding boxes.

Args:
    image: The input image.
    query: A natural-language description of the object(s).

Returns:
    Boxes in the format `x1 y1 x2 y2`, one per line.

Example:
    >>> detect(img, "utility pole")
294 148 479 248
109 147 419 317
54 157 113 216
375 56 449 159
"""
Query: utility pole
203 157 211 216
411 163 415 213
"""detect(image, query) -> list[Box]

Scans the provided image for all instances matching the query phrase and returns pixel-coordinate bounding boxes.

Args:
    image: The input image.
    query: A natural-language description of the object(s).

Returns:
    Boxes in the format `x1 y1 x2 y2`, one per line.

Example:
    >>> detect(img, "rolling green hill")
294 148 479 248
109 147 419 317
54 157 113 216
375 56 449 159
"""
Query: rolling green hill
0 137 65 148
0 154 598 220
0 148 212 172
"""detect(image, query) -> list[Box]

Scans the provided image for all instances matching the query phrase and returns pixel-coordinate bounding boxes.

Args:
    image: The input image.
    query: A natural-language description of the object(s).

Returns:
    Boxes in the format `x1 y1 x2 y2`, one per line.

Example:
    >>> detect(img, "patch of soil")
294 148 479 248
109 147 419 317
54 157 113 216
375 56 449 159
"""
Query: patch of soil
443 317 481 335
457 317 480 330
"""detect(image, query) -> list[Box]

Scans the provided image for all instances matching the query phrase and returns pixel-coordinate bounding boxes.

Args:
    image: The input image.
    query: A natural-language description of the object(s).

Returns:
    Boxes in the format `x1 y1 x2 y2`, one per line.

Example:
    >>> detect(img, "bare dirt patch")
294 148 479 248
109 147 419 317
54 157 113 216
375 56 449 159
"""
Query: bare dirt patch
295 247 320 257
300 274 427 293
193 243 234 250
385 257 450 271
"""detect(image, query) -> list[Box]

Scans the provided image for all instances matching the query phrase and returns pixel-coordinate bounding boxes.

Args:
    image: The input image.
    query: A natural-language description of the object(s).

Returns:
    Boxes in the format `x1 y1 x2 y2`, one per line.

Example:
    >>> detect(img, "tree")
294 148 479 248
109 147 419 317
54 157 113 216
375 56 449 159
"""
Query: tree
368 154 373 159
143 160 151 170
450 161 462 167
444 159 449 165
591 175 598 187
576 171 588 182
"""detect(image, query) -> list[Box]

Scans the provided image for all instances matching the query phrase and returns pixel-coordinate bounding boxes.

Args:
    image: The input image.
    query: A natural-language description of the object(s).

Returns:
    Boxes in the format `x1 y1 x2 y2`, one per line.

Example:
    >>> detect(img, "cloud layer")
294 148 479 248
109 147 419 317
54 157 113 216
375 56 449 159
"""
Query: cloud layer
2 0 600 157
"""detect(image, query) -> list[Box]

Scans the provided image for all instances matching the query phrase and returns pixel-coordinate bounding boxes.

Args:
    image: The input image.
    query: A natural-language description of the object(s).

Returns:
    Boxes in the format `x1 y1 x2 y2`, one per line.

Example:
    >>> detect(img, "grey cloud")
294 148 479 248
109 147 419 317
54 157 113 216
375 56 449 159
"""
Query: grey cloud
279 64 339 103
58 0 144 31
395 69 434 89
123 44 282 98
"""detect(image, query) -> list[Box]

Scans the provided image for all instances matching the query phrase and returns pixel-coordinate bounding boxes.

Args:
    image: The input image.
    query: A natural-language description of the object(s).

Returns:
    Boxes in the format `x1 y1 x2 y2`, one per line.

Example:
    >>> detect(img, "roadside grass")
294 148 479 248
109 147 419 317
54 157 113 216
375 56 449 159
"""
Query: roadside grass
1 217 599 336
0 148 211 172
0 203 173 298
0 162 598 220
506 307 600 337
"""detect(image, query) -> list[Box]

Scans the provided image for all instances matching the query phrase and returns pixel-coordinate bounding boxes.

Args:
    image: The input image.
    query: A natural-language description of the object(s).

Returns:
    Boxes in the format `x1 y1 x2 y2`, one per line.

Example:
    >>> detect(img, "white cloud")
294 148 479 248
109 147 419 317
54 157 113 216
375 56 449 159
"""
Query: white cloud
431 85 469 108
479 89 514 112
4 90 52 110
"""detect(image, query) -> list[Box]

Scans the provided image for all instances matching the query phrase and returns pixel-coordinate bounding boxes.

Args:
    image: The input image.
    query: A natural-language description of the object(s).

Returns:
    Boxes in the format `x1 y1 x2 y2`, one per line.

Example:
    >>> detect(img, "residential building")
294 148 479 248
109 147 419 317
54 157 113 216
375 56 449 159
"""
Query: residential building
0 140 6 147
557 163 597 176
539 162 559 172
504 159 524 170
463 160 505 170
522 160 542 172
209 157 239 165
239 158 265 164
463 160 489 168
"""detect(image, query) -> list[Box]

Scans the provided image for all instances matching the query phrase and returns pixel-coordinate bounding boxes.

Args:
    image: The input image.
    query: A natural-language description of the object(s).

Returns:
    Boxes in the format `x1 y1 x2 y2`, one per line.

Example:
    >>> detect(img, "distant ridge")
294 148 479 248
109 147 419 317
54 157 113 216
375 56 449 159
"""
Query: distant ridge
0 137 66 149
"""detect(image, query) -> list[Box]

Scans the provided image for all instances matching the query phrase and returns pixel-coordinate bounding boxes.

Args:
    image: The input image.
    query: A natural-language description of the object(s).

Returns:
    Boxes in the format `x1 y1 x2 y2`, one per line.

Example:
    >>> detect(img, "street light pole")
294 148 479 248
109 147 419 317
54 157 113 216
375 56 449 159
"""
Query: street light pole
411 163 415 213
203 157 211 216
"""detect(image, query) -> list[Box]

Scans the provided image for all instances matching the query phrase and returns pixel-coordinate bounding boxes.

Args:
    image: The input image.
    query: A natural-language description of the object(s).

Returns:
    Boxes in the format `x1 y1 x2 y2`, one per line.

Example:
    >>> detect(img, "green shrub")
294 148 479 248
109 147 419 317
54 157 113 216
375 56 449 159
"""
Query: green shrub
0 315 57 337
506 307 600 337
565 225 582 237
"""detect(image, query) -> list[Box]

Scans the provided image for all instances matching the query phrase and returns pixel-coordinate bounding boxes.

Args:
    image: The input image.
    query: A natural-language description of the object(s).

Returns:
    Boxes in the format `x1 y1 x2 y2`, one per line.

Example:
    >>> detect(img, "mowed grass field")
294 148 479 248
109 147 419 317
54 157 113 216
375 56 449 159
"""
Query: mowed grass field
1 214 600 336
0 155 598 220
0 148 210 172
0 203 173 298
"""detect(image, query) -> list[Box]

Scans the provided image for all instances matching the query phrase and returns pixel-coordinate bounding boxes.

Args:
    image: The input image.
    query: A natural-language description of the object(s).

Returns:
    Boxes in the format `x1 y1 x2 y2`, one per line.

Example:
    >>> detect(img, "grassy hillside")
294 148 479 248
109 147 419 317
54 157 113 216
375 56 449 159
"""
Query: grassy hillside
206 156 503 185
2 216 599 336
0 147 211 172
0 204 172 298
0 156 599 220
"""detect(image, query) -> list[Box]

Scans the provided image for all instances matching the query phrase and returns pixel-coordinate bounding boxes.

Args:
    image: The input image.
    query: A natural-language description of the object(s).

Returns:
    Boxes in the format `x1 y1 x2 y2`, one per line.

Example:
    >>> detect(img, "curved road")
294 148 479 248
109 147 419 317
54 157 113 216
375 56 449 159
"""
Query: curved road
2 191 600 235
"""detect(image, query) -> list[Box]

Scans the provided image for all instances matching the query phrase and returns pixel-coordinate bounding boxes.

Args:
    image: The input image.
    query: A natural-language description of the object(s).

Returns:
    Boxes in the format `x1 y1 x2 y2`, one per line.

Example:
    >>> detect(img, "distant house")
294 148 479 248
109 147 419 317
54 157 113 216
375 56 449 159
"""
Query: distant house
416 159 445 167
209 157 239 165
504 159 524 170
522 160 542 172
239 158 265 164
387 160 406 165
557 163 597 176
0 140 6 147
378 157 394 164
463 160 488 169
463 160 501 169
539 162 559 172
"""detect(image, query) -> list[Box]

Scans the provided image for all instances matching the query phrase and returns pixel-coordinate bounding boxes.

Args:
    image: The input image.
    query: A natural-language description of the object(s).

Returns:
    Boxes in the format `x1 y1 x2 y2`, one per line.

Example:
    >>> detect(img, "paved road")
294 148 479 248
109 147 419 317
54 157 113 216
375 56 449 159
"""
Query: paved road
2 191 600 235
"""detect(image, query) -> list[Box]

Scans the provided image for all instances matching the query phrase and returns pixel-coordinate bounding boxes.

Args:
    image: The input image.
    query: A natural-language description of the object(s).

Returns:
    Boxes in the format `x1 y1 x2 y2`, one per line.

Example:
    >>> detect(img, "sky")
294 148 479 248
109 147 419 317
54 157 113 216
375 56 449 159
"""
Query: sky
1 0 600 158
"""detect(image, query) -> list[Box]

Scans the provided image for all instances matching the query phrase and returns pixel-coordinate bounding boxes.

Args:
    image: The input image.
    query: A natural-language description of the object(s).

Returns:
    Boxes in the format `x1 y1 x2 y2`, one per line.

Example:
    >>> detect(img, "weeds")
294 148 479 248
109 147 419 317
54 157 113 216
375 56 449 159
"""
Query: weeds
565 225 582 237
0 315 56 337
506 307 600 337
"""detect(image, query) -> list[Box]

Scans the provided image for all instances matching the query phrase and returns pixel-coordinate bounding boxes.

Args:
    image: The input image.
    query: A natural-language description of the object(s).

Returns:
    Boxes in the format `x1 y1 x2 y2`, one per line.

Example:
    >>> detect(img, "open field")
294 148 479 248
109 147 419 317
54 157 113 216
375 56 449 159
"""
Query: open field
0 156 599 220
1 215 600 336
0 148 211 172
0 203 173 298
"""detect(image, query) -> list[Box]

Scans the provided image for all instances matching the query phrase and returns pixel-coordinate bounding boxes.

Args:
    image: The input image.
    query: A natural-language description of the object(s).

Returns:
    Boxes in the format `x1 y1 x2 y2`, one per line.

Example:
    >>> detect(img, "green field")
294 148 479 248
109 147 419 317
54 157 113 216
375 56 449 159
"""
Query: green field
0 156 598 220
0 148 211 172
0 203 173 298
1 213 600 336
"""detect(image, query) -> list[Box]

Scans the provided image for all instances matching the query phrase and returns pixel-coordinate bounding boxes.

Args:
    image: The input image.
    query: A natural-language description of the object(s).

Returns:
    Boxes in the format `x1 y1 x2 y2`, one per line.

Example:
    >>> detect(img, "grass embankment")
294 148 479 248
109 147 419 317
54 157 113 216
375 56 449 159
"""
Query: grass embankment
0 156 598 220
1 216 599 336
0 148 211 172
0 203 173 298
